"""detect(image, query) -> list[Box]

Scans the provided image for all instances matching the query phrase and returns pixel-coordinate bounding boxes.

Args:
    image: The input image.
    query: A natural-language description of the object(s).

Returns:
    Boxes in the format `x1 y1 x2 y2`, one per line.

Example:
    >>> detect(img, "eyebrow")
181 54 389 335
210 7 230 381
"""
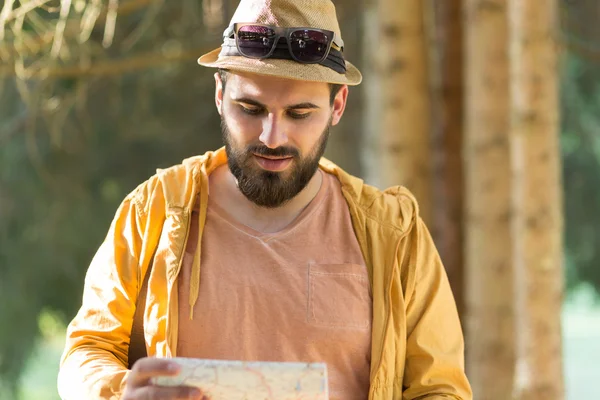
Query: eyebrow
233 97 321 110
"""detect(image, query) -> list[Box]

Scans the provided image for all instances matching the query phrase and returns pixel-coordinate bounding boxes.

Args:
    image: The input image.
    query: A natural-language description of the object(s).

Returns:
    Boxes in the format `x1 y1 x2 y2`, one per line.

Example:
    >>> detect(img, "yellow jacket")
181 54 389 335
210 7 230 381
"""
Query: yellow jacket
58 148 472 400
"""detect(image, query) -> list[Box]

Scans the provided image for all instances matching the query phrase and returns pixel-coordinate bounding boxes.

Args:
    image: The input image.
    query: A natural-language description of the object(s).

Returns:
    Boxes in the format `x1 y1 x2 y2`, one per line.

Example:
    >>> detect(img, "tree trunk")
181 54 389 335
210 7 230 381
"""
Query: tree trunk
463 0 515 398
362 0 432 224
427 0 465 321
324 0 363 177
509 0 564 398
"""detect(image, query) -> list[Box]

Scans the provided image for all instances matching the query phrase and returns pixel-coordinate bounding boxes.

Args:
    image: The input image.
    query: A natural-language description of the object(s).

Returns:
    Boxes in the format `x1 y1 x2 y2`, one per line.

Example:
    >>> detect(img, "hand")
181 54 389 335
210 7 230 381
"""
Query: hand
123 357 210 400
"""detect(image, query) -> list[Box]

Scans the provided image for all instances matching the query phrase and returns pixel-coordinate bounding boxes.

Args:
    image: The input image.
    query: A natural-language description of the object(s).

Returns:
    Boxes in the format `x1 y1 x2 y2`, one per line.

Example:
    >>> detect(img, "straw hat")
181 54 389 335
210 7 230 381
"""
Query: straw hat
198 0 362 86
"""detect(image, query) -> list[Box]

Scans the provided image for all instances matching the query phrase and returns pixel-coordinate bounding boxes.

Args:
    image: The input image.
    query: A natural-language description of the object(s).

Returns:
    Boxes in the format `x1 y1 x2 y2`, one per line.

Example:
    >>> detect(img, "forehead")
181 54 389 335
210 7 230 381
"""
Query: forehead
224 71 330 105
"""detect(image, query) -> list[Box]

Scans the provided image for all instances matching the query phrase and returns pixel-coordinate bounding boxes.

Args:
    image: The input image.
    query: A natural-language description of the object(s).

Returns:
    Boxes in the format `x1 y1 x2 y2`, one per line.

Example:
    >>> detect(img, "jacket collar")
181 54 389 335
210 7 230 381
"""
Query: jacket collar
180 147 416 235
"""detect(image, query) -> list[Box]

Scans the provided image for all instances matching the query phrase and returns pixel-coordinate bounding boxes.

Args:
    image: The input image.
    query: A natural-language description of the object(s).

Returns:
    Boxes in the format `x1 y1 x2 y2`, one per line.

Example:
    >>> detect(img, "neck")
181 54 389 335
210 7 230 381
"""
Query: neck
209 165 323 234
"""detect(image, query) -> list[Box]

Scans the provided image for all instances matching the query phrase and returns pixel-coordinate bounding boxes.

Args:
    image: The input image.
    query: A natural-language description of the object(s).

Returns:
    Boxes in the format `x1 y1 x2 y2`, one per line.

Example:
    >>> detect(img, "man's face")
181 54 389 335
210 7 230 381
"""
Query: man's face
215 71 348 208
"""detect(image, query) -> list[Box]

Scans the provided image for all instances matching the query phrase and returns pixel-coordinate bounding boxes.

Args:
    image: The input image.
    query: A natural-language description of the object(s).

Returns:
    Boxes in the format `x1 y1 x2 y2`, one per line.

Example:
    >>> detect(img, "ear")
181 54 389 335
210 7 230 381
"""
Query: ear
215 72 224 116
330 85 349 127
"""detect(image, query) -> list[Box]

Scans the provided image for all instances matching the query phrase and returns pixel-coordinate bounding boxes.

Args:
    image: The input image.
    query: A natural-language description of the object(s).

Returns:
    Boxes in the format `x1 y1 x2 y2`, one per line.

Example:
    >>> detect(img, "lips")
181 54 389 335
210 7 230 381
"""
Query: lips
253 154 293 172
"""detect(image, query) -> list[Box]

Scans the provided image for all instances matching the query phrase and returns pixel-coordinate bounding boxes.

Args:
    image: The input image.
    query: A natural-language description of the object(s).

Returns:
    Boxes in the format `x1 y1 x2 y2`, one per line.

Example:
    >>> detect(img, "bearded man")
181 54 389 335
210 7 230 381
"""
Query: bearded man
58 1 472 399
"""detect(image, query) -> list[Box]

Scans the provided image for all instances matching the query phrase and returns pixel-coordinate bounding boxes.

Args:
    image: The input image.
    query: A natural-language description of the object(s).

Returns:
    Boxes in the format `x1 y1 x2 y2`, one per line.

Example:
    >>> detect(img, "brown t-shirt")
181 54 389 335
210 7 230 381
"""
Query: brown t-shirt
177 171 372 399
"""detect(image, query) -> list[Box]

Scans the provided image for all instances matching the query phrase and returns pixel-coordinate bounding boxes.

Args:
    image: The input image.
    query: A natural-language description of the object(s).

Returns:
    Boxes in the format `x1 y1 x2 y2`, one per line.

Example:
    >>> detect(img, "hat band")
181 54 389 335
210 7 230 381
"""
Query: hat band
218 38 347 74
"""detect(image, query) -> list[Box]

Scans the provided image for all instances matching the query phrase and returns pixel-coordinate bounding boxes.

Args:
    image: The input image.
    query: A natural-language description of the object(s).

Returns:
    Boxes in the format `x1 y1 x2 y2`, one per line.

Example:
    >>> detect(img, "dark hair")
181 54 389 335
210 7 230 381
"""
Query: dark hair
217 69 342 105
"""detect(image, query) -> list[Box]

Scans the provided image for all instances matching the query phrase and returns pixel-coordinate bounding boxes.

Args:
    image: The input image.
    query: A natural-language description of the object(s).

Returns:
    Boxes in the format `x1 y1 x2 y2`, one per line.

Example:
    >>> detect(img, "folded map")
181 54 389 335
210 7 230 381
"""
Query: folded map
151 357 329 400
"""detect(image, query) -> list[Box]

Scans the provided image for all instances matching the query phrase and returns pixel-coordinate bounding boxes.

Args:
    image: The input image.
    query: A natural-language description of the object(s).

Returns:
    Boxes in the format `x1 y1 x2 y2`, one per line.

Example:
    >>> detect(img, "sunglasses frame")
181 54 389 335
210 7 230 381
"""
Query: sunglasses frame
228 23 343 64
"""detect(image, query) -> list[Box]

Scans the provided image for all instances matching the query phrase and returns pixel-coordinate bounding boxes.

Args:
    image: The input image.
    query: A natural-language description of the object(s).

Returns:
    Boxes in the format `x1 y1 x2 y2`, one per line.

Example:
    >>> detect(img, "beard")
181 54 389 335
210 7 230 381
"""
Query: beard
222 117 330 208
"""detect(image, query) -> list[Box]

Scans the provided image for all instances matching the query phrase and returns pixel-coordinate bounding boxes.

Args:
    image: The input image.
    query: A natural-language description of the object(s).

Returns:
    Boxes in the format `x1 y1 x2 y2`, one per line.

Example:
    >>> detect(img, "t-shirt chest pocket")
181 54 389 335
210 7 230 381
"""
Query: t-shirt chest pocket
307 263 372 329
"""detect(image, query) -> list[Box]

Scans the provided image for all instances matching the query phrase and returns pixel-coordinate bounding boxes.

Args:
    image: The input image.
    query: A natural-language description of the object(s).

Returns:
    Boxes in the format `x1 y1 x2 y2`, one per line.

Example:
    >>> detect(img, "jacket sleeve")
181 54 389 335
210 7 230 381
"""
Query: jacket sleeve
400 217 473 400
57 191 146 400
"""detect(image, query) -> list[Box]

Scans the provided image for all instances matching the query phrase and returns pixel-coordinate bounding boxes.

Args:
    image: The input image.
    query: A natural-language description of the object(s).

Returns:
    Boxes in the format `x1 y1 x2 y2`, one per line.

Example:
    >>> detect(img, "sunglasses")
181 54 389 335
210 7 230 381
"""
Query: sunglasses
226 23 344 64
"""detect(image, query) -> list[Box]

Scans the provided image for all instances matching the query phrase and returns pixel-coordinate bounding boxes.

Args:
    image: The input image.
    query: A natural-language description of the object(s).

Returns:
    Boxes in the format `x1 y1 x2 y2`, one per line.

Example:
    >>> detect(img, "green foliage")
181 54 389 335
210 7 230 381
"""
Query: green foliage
0 66 223 392
0 0 230 391
561 50 600 295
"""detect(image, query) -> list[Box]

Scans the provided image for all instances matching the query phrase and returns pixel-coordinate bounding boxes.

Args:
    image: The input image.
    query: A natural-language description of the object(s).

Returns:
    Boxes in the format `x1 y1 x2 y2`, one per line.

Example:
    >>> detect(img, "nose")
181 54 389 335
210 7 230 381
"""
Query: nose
259 113 288 149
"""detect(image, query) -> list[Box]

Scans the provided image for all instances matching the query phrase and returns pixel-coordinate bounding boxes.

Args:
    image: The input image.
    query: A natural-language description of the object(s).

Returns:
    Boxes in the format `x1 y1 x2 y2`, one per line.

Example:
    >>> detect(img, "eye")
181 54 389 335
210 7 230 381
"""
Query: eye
240 105 264 115
287 110 311 120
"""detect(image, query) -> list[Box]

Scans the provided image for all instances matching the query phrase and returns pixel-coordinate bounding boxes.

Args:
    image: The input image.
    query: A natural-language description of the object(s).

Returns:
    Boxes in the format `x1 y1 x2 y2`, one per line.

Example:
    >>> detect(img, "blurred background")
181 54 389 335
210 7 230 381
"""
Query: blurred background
0 0 598 399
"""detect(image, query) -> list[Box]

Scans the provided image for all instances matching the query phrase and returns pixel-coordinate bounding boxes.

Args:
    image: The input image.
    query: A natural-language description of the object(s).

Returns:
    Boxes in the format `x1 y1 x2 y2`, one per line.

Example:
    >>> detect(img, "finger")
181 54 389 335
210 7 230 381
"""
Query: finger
129 358 181 388
134 385 203 400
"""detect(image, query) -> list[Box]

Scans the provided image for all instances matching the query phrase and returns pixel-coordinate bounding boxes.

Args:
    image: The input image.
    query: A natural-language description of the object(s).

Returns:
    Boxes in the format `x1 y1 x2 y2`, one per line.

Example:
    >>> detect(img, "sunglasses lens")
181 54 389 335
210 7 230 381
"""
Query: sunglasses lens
237 25 277 58
289 29 330 62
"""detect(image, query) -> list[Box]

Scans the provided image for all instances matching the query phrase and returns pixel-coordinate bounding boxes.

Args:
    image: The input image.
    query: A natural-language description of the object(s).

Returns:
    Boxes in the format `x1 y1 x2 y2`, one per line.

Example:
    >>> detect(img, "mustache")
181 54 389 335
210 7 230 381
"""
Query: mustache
247 144 300 158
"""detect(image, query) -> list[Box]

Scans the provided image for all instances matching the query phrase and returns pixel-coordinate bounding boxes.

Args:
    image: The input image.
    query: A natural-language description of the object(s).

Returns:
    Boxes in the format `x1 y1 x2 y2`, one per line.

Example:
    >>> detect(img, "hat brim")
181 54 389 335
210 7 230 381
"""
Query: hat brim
198 47 362 86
